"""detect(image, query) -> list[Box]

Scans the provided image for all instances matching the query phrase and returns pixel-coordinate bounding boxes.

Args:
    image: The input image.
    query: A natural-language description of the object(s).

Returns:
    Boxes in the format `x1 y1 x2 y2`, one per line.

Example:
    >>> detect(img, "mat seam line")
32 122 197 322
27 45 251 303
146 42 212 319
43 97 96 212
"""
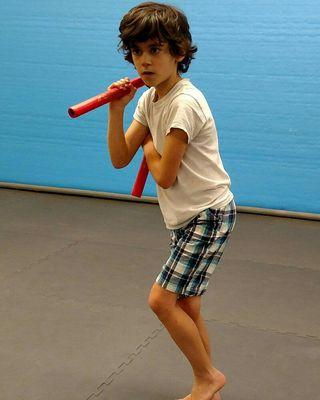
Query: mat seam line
220 256 319 273
205 318 320 341
85 326 164 400
2 239 86 284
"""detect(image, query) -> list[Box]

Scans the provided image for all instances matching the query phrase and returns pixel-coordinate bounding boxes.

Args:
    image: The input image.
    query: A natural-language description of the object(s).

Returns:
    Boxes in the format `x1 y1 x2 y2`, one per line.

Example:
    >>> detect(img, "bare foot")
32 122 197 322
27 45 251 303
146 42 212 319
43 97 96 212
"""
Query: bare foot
177 393 222 400
191 368 226 400
213 392 222 400
177 369 225 400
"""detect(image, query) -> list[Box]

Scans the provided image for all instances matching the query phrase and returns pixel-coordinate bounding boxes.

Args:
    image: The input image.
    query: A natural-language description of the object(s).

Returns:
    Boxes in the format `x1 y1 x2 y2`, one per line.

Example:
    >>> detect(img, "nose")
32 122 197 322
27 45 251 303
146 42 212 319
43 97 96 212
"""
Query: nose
141 52 152 67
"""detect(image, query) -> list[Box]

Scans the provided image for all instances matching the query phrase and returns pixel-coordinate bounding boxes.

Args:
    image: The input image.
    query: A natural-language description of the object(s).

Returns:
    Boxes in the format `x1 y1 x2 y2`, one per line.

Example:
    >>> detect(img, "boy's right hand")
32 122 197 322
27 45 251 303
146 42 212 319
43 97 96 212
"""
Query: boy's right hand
108 77 137 109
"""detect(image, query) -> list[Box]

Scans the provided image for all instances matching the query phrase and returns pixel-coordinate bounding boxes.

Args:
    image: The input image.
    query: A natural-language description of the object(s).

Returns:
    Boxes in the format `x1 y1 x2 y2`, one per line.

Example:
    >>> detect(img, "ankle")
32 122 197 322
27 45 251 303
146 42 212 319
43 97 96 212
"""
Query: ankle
194 367 215 382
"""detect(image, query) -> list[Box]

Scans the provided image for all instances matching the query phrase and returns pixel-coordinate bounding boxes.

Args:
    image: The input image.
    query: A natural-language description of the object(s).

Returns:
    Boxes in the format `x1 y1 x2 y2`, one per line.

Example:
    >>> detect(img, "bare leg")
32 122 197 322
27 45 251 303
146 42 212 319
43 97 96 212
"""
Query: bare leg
177 297 223 400
194 316 221 400
194 314 212 360
148 283 226 400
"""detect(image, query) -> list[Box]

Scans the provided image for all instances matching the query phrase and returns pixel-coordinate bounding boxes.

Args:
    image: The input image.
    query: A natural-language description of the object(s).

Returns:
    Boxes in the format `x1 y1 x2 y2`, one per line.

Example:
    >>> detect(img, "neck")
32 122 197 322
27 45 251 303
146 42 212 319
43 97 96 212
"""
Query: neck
155 74 182 101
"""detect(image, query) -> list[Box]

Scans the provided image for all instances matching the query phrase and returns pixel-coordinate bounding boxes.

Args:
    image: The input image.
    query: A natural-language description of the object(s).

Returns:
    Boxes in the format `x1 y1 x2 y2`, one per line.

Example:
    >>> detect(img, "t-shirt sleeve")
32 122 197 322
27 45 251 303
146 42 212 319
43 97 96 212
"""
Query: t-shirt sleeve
133 92 148 127
165 94 206 143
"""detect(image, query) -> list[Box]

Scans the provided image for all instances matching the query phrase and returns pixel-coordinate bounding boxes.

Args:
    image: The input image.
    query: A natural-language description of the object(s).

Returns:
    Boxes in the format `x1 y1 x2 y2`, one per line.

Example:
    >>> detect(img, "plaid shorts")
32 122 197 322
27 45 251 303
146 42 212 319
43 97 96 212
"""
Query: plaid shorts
156 198 236 297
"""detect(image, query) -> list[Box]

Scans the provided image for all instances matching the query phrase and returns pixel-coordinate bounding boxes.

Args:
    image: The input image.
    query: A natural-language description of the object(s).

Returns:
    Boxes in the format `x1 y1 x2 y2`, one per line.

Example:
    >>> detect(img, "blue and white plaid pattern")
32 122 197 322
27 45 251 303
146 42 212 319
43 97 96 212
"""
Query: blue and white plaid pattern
156 199 236 297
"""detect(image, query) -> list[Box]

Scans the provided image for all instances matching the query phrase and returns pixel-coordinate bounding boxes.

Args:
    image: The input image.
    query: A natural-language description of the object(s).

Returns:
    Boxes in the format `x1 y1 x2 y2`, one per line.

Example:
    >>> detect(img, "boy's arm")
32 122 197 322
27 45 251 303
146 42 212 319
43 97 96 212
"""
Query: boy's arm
142 128 188 189
108 107 149 168
107 77 149 168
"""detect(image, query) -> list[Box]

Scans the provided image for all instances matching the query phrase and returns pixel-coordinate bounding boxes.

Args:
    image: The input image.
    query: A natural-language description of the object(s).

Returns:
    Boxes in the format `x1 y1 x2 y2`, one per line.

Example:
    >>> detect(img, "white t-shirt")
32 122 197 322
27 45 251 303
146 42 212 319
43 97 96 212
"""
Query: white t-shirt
133 78 234 230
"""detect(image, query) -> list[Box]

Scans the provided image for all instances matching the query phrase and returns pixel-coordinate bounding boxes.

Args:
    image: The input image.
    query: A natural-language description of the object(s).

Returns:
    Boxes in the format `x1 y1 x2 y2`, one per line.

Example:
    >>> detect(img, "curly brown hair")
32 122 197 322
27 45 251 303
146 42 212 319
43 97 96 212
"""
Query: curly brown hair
118 2 197 73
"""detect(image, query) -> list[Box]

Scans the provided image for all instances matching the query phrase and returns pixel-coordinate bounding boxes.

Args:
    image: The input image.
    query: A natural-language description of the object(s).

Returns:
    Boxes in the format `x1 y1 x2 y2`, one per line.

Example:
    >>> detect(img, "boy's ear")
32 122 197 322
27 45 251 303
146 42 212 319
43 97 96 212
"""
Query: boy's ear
175 54 185 63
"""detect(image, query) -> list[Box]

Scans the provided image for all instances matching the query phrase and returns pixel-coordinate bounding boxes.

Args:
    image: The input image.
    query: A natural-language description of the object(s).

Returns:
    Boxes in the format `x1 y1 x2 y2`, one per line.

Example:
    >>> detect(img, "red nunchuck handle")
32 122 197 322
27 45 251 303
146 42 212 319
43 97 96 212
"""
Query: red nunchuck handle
131 156 149 197
68 77 145 118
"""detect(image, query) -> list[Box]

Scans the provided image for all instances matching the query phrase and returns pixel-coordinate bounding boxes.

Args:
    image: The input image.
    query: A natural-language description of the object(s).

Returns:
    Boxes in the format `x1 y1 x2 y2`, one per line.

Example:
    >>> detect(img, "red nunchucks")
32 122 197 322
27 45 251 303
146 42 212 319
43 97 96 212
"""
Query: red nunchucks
68 77 149 197
68 77 145 118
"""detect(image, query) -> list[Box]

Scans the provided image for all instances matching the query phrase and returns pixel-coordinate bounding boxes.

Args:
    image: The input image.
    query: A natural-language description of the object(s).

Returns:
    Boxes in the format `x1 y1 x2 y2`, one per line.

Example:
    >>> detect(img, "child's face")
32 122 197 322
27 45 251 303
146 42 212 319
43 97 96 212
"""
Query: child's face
131 38 184 95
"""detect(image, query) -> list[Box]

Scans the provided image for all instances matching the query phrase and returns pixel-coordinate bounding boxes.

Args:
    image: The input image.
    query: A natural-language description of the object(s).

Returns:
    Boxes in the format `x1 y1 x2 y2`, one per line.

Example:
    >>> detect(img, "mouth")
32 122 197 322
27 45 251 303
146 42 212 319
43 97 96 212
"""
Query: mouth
141 71 155 77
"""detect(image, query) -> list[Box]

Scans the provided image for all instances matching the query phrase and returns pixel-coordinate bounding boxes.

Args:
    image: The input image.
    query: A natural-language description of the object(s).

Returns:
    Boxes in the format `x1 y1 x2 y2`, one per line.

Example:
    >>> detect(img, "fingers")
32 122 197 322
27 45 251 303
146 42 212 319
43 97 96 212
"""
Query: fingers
108 77 132 91
107 77 137 107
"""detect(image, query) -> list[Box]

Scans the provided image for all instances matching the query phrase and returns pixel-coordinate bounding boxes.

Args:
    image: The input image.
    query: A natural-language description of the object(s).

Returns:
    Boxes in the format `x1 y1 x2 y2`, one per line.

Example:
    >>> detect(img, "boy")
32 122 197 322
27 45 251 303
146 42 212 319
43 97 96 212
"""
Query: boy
107 2 236 399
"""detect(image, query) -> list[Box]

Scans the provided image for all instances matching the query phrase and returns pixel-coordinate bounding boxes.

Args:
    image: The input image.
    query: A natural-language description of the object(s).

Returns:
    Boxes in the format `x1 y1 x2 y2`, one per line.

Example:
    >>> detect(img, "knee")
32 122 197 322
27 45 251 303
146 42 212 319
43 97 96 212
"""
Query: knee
148 287 176 317
148 292 167 315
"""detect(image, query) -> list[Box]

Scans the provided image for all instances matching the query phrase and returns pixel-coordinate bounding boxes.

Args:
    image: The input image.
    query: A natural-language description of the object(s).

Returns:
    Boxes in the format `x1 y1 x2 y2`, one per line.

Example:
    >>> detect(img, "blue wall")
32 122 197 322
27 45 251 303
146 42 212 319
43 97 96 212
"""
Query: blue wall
1 0 319 214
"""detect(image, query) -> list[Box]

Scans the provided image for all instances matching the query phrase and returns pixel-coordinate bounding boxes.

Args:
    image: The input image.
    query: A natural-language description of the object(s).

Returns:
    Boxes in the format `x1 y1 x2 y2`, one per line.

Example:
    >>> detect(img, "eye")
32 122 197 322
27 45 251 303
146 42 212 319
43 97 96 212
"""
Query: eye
131 48 141 56
150 46 160 54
